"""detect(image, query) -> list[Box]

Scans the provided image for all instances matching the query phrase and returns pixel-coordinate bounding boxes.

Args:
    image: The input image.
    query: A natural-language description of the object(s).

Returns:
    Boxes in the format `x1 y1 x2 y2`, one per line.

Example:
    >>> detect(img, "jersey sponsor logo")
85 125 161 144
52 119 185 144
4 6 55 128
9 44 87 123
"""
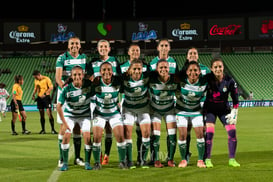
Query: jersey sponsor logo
64 58 86 66
213 91 220 98
134 87 142 93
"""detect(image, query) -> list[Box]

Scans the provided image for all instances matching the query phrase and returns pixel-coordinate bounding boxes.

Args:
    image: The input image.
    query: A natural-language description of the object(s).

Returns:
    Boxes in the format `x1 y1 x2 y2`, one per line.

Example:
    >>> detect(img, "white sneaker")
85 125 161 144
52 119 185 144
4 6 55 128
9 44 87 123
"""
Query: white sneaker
74 158 85 166
58 160 63 167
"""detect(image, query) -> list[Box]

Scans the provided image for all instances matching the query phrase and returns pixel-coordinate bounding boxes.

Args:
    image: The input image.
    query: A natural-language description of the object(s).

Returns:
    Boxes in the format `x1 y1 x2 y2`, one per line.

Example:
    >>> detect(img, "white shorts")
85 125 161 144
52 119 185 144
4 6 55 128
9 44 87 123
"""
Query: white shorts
64 117 91 133
176 115 204 128
151 108 176 124
93 114 123 129
122 105 151 126
0 101 7 112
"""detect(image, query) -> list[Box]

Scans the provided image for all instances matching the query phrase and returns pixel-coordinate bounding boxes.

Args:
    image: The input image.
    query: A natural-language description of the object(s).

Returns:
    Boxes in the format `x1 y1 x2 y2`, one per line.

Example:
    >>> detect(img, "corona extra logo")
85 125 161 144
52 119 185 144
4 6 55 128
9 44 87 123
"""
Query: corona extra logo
17 25 29 32
180 23 190 30
97 22 112 36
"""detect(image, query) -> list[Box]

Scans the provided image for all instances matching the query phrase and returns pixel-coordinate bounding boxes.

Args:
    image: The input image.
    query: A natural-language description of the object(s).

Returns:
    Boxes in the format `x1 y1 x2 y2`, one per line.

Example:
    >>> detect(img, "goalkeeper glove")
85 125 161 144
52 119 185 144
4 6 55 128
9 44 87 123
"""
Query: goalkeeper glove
225 108 238 125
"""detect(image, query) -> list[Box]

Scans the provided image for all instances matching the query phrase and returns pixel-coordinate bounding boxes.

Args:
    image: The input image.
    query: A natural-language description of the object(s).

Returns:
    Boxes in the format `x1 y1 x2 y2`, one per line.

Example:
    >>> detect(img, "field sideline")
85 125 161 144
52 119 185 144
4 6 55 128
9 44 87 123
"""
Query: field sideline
0 107 272 182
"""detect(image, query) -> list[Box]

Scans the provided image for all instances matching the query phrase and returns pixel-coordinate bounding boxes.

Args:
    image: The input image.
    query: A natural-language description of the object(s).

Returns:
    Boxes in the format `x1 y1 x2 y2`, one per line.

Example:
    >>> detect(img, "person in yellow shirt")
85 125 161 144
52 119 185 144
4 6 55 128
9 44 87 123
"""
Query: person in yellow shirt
32 70 57 134
10 75 30 135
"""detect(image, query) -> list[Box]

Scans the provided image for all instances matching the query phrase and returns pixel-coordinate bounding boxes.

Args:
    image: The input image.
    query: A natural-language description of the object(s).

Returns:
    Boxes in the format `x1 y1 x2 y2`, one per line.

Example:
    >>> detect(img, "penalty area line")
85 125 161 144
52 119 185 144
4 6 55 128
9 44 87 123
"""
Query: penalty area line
47 145 74 182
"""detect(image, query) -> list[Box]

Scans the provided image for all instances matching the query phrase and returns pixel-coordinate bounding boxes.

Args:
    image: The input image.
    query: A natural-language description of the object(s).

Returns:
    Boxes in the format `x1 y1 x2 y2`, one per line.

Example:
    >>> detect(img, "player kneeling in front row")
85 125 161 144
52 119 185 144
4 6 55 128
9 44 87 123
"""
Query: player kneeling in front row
57 66 93 171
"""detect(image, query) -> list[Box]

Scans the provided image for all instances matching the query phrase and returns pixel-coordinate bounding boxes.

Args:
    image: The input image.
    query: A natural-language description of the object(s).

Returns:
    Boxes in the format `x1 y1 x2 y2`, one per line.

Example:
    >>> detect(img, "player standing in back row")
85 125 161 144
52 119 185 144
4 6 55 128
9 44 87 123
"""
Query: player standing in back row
55 36 86 167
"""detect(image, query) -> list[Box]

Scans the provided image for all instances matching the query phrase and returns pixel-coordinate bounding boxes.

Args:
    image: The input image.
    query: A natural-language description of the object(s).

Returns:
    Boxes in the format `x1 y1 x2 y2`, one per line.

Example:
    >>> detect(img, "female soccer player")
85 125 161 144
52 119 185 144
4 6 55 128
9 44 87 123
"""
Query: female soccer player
121 59 151 169
91 62 126 170
0 83 10 122
55 36 87 167
57 66 92 171
86 39 121 165
204 57 240 168
149 59 178 168
182 47 211 163
149 38 179 74
120 44 149 165
10 75 30 135
176 62 207 168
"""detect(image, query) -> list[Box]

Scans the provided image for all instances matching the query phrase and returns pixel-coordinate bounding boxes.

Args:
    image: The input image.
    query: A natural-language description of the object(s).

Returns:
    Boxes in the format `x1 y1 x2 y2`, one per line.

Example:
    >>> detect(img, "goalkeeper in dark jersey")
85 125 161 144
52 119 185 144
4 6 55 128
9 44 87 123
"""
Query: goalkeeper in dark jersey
203 57 240 168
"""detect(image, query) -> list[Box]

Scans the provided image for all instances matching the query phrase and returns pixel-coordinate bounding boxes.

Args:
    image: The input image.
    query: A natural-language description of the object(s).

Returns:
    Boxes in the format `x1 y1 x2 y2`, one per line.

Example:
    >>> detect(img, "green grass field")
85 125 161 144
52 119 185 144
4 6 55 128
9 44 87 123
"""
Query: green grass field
0 107 273 182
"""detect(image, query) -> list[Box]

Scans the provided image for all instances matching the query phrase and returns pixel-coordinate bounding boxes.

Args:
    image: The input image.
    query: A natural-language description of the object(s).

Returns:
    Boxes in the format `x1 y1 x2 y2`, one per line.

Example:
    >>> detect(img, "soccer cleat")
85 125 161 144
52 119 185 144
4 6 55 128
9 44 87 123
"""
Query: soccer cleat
39 130 46 134
229 158 240 167
51 130 58 134
74 158 85 166
22 130 31 134
167 160 175 167
127 161 136 169
93 162 102 170
197 160 206 168
178 160 187 168
102 155 109 165
12 131 18 135
205 159 214 168
85 162 93 170
119 162 128 170
58 160 63 167
141 161 150 169
60 164 68 171
154 160 164 168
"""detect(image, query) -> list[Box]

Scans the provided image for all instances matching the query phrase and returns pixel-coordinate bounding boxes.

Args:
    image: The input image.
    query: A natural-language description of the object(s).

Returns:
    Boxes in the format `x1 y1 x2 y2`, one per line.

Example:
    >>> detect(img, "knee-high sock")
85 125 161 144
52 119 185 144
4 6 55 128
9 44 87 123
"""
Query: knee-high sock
58 134 63 160
140 137 150 162
205 127 215 159
125 139 133 162
73 134 82 159
84 144 92 164
104 134 112 156
21 120 26 131
225 125 237 158
168 129 177 161
117 141 126 163
61 143 70 164
49 118 55 130
40 117 45 131
178 140 187 160
196 138 205 160
11 121 15 132
153 130 161 161
92 143 101 163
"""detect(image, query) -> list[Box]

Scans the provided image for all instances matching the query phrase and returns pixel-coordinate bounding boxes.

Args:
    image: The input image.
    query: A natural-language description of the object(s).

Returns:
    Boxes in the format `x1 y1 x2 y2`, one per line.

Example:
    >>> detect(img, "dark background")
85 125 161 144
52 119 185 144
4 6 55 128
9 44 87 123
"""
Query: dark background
1 0 272 21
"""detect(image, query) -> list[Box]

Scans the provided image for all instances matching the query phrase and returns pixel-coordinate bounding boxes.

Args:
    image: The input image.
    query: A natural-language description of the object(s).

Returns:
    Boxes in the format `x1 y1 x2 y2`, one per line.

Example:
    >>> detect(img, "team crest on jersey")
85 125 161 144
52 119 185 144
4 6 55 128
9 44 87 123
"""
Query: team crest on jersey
159 91 168 98
223 86 227 92
188 91 196 97
104 93 112 99
134 87 142 93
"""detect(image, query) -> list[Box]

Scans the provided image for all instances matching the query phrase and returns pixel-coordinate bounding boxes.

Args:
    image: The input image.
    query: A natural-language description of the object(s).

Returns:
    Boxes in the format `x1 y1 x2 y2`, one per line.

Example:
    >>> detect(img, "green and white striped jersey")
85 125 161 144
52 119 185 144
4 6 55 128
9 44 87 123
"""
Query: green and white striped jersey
120 60 148 74
149 73 178 113
176 76 208 117
122 72 149 109
199 63 211 76
92 76 122 117
58 79 92 118
56 51 87 82
87 56 121 78
149 56 178 74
